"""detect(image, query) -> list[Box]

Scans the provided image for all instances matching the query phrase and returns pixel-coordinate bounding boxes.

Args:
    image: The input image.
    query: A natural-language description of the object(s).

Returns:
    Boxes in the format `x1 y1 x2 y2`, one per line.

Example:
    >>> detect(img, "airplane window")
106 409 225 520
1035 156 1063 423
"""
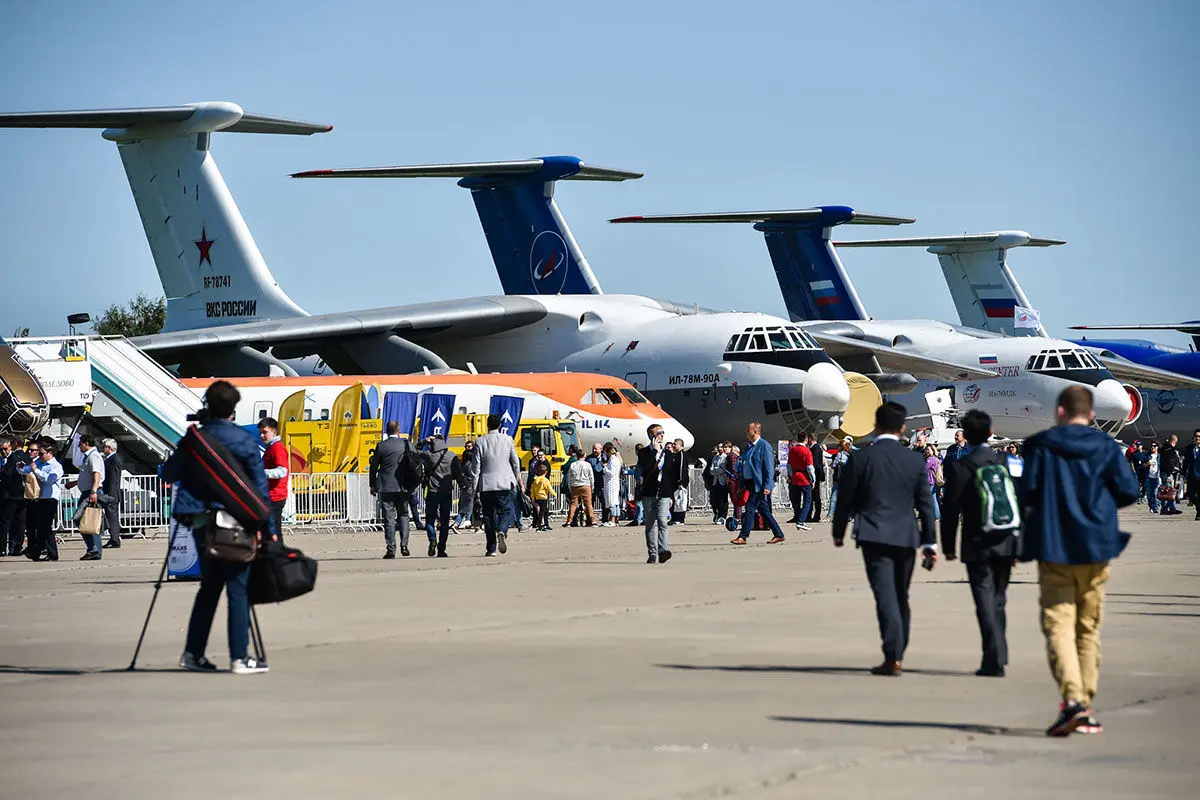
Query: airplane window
596 388 623 404
768 330 794 350
763 400 779 415
580 390 593 405
726 335 739 352
1026 356 1036 370
303 409 312 421
1062 352 1082 369
735 333 750 351
320 408 329 421
751 334 768 351
1045 354 1063 370
1034 355 1046 371
619 388 648 404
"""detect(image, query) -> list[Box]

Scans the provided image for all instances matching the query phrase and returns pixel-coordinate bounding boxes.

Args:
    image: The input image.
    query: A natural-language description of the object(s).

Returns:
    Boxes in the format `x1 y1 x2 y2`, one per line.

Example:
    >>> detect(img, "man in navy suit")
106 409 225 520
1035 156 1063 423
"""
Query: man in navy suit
832 402 938 676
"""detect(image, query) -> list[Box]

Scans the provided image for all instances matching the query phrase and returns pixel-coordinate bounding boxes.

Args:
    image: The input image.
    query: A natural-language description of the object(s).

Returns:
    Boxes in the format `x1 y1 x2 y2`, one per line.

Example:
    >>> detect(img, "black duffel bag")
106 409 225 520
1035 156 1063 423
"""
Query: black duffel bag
249 542 318 605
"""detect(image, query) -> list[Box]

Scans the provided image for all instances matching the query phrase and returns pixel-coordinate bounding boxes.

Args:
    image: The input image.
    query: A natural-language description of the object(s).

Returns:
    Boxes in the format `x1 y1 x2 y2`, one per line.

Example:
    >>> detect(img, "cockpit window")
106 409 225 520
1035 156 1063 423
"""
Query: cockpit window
1062 352 1081 369
1028 348 1105 373
1044 354 1062 370
596 388 623 404
726 335 739 352
619 388 649 404
768 330 794 350
750 333 769 351
580 390 593 405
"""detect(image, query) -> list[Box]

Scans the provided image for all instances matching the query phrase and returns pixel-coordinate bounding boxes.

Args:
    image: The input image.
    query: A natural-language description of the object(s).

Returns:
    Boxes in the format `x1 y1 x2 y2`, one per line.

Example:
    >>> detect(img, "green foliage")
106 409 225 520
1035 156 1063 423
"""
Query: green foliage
94 293 166 337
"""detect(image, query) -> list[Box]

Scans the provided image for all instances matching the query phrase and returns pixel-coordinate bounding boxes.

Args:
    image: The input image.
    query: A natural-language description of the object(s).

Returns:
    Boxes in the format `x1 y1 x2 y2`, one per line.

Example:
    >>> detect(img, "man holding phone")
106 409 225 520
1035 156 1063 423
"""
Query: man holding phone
832 402 938 676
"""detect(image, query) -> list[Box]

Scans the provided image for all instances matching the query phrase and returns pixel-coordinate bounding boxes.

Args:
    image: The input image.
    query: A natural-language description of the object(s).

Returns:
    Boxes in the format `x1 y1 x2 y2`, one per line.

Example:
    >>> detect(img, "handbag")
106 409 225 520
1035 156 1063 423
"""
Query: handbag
78 504 103 535
249 541 318 604
203 509 258 564
1157 484 1177 502
519 491 534 517
23 471 39 500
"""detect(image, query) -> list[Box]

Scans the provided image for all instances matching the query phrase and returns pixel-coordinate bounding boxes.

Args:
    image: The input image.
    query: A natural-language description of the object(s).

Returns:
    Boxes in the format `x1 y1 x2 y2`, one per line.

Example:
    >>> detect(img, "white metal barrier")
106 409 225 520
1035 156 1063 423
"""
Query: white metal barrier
56 474 173 535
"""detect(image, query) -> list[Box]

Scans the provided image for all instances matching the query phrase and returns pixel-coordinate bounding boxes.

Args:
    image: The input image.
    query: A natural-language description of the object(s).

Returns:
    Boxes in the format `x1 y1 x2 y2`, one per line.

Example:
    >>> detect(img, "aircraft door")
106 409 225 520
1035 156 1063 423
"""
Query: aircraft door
625 372 647 391
1133 391 1157 439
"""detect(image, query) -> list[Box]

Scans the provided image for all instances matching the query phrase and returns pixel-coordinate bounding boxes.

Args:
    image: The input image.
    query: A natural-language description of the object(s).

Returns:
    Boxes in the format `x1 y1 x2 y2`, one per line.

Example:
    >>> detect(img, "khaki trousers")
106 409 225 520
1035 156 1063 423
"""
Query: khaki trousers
568 486 595 526
1038 561 1111 705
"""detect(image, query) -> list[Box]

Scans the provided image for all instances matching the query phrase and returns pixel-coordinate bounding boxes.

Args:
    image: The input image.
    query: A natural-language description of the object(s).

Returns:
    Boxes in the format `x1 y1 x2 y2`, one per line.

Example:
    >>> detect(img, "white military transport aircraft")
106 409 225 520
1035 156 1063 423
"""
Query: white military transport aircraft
609 207 1146 439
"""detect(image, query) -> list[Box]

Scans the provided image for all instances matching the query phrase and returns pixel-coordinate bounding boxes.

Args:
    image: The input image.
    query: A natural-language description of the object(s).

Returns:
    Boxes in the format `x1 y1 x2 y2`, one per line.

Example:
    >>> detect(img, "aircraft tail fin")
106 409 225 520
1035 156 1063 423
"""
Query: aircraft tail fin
0 102 330 332
609 207 913 322
834 231 1064 336
293 157 642 296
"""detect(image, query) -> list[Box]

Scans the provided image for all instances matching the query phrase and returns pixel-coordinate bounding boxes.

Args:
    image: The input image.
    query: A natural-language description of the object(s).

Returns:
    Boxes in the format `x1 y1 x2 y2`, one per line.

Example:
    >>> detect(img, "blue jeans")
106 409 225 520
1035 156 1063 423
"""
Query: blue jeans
790 484 812 526
1161 475 1178 513
740 484 784 539
74 494 104 556
930 484 941 520
829 484 840 518
1145 475 1161 513
185 527 251 661
480 489 513 554
643 496 671 557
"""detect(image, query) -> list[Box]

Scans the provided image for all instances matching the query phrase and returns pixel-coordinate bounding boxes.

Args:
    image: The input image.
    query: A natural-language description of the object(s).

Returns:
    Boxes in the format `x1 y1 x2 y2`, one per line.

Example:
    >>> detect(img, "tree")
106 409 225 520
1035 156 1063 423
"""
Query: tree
94 293 166 337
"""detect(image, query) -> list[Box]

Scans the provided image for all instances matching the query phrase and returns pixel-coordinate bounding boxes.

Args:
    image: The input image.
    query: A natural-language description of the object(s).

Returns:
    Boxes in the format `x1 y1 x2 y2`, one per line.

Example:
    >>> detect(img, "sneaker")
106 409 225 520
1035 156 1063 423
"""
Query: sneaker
484 550 498 557
1046 701 1089 736
646 555 658 564
230 657 269 675
382 551 395 560
658 549 672 564
179 652 218 672
795 523 812 531
1077 713 1103 734
427 541 437 557
497 533 507 554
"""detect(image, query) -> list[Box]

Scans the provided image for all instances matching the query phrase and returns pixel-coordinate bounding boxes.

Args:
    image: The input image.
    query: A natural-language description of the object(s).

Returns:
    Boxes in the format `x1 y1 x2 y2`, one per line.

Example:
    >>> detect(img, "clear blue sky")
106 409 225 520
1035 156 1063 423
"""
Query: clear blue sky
2 0 1196 346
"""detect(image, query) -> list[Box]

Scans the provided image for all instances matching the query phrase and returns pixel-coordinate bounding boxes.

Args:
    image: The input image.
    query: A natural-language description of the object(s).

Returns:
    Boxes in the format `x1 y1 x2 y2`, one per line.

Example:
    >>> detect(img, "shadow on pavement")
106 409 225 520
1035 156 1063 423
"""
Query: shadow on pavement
769 714 1043 737
658 663 977 677
0 664 180 675
1114 611 1200 618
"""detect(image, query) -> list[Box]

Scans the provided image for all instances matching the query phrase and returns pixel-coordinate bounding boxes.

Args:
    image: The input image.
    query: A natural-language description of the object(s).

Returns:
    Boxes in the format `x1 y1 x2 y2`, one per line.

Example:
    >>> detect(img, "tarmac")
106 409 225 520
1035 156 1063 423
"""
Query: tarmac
0 510 1197 799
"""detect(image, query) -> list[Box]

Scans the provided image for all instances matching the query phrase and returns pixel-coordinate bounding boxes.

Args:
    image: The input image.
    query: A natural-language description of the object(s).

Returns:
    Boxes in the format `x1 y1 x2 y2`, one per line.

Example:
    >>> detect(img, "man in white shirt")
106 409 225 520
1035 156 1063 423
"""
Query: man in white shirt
71 434 106 561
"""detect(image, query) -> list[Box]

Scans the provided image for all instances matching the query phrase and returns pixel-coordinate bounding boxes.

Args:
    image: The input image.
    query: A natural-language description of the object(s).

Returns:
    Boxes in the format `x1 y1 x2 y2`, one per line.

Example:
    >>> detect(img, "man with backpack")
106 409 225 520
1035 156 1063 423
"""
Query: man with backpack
1021 386 1140 736
422 433 459 557
940 409 1020 678
163 380 275 675
369 421 414 558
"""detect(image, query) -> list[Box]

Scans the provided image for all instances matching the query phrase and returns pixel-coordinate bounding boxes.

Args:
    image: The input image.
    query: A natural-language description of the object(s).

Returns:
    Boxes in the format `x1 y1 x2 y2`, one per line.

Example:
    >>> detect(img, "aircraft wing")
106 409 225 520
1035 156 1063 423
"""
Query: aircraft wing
132 296 547 358
809 332 999 381
1072 323 1200 334
1091 354 1200 391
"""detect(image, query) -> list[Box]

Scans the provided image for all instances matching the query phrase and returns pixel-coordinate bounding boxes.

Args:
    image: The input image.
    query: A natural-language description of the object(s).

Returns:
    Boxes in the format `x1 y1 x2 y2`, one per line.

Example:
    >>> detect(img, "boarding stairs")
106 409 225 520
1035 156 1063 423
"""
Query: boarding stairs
13 336 199 471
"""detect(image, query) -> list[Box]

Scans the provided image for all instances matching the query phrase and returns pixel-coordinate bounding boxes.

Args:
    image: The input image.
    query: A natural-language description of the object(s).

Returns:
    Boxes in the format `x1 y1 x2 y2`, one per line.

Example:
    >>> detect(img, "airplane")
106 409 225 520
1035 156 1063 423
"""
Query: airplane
607 207 1149 440
0 338 49 438
181 371 694 463
833 231 1200 442
0 102 884 449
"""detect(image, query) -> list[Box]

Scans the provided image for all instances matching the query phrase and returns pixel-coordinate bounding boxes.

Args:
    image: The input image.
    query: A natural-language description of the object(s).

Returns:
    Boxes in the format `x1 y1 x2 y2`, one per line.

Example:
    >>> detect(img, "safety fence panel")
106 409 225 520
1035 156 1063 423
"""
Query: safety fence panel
57 474 174 534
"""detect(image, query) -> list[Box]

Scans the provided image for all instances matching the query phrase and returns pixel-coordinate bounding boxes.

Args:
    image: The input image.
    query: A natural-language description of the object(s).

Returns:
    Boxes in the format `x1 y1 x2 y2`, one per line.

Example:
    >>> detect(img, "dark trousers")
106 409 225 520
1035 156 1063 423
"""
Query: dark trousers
185 533 252 662
480 489 513 554
809 480 823 521
532 498 549 528
270 499 286 543
966 558 1012 671
425 491 452 553
99 493 122 545
739 484 783 539
861 541 917 663
29 499 59 560
788 484 813 524
25 500 38 553
0 497 26 554
710 485 729 519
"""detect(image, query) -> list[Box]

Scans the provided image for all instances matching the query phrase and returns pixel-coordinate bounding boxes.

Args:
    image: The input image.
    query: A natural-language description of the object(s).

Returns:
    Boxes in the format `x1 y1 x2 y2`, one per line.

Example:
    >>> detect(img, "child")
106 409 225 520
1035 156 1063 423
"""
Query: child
529 463 553 531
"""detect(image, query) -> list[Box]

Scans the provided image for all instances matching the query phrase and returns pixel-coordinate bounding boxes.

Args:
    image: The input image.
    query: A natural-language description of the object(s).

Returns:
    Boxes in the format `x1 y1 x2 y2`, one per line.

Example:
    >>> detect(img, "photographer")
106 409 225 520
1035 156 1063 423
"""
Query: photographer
162 380 275 675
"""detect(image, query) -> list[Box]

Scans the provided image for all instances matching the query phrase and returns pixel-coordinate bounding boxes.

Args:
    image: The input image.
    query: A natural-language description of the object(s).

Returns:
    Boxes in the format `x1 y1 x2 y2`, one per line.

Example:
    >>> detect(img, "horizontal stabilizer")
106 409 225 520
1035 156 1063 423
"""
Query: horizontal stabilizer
0 102 331 136
834 231 1065 252
611 208 913 226
293 157 641 182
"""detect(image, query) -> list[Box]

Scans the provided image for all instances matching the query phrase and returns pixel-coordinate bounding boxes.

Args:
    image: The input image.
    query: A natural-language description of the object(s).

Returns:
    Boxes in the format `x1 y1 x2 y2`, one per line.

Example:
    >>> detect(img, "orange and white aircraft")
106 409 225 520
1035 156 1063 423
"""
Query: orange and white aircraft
179 372 693 462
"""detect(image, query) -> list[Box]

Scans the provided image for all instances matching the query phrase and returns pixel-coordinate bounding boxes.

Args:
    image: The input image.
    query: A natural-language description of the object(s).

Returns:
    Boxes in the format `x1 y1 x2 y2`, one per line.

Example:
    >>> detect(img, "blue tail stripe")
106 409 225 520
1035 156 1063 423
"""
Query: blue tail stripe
759 224 866 322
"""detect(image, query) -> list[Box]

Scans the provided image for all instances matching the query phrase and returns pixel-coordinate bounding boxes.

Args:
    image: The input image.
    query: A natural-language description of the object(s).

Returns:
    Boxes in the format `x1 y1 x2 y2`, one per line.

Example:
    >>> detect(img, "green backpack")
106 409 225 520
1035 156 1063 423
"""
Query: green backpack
975 462 1020 533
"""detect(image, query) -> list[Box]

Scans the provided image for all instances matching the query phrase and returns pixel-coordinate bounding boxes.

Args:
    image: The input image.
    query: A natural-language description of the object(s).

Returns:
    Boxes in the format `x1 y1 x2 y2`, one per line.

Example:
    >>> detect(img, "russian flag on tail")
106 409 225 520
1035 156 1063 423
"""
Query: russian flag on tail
809 280 840 307
980 298 1017 319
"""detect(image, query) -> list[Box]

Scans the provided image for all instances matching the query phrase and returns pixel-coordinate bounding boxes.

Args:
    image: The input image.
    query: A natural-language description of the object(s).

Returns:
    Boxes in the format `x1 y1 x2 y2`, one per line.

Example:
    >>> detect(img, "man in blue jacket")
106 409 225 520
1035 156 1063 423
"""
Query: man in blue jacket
1021 385 1139 736
732 422 785 544
162 380 276 675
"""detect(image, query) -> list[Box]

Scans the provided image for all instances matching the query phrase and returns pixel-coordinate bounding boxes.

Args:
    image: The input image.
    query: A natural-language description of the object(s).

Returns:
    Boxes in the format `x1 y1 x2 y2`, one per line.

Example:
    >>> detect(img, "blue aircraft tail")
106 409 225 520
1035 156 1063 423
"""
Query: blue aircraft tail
293 156 641 296
610 207 913 322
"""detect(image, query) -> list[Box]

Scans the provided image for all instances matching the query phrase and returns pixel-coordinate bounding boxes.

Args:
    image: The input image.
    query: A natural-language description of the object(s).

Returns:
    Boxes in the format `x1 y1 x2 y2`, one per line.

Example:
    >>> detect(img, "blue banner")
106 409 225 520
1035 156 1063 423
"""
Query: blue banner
361 385 381 419
489 394 525 438
382 392 418 436
418 393 456 439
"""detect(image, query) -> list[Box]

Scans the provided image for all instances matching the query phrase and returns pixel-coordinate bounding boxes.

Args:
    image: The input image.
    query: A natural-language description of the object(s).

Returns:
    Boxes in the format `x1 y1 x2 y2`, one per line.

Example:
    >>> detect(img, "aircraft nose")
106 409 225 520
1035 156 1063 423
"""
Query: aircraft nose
802 362 852 414
1093 379 1134 427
